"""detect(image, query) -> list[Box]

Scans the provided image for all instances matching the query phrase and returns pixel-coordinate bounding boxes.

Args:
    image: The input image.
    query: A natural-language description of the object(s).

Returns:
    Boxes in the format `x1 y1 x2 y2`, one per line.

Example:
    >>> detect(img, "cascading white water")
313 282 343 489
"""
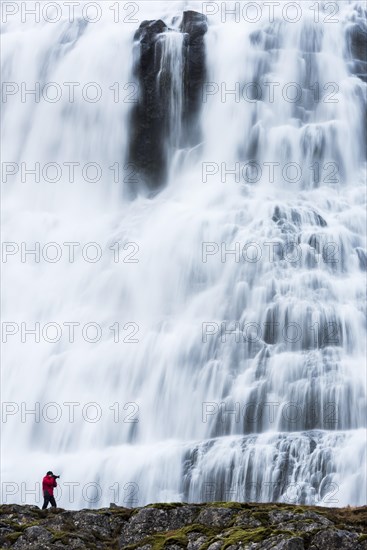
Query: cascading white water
157 32 185 149
1 1 366 509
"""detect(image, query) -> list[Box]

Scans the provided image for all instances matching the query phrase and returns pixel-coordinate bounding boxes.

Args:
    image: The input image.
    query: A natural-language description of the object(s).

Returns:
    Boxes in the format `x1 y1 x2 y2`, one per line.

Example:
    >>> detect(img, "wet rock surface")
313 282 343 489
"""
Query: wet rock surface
179 11 208 147
346 19 367 82
128 11 208 192
0 502 366 549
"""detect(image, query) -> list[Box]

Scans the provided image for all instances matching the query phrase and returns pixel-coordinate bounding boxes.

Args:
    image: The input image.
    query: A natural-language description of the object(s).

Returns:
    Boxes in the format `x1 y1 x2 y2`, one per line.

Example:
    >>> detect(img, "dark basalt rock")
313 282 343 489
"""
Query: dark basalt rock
180 11 208 147
356 247 367 270
128 19 169 192
348 21 367 62
180 11 208 41
309 528 360 550
128 11 208 193
346 20 367 82
0 503 366 549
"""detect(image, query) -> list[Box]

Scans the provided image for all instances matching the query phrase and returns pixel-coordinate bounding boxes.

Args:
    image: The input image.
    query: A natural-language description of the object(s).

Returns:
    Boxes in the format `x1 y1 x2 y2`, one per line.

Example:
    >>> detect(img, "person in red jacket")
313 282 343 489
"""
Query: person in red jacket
42 471 58 509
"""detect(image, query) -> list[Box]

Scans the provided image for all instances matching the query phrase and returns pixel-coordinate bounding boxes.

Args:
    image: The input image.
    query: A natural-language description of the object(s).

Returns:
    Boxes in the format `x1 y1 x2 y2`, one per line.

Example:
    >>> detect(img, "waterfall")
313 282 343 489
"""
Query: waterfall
157 32 185 149
1 1 366 509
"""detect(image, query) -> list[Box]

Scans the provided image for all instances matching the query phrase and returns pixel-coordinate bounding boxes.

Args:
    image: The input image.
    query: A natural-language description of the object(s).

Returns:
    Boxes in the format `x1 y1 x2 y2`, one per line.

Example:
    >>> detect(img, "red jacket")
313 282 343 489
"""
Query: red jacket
42 475 57 496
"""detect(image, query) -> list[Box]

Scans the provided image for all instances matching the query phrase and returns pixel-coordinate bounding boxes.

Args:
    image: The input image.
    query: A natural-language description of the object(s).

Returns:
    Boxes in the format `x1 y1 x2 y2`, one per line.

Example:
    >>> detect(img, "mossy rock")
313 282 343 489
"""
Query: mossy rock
252 511 270 525
1 502 366 550
199 526 274 550
96 507 134 521
123 523 221 550
201 501 247 510
2 520 40 532
49 529 117 550
147 502 185 509
5 531 23 543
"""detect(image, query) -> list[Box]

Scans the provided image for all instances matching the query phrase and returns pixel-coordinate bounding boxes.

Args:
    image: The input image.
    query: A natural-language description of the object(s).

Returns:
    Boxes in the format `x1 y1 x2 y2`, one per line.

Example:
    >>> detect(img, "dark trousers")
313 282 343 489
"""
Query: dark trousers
42 492 56 509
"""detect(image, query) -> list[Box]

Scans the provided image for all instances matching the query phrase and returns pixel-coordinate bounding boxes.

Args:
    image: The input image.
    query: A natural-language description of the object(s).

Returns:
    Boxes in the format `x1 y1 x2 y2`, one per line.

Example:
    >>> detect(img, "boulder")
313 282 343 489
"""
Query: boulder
119 505 198 546
309 528 360 550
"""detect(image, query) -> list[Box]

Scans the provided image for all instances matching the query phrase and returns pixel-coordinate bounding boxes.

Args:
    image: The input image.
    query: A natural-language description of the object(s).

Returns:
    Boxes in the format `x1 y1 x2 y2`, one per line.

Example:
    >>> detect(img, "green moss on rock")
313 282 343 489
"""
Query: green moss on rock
252 511 270 525
123 523 221 550
1 502 366 550
5 531 23 543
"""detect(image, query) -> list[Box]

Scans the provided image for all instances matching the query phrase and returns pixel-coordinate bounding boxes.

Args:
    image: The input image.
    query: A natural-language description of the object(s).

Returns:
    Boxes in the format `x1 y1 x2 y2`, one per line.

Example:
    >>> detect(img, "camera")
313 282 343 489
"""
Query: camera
52 475 60 479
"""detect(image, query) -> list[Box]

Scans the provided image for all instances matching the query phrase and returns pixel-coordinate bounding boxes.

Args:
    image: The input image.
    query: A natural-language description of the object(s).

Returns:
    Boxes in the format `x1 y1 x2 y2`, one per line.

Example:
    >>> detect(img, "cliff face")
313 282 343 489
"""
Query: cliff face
0 502 366 550
128 11 208 192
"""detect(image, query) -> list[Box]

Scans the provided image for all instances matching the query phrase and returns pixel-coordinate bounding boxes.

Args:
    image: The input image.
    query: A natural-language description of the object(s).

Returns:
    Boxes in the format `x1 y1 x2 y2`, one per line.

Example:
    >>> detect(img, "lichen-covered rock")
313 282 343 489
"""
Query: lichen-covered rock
12 525 53 549
119 505 198 546
0 503 365 549
247 535 305 549
72 511 112 538
187 531 209 549
309 528 360 549
196 506 238 527
234 511 263 528
269 509 333 533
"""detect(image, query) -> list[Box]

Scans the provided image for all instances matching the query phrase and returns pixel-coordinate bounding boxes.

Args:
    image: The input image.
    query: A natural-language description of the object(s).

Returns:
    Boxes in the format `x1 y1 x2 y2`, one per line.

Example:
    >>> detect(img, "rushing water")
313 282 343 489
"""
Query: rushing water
1 1 366 508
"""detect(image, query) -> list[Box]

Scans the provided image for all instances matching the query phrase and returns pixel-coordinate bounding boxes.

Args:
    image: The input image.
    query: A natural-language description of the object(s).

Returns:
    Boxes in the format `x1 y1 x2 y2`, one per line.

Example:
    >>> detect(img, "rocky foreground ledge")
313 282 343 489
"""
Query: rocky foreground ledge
0 502 366 550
